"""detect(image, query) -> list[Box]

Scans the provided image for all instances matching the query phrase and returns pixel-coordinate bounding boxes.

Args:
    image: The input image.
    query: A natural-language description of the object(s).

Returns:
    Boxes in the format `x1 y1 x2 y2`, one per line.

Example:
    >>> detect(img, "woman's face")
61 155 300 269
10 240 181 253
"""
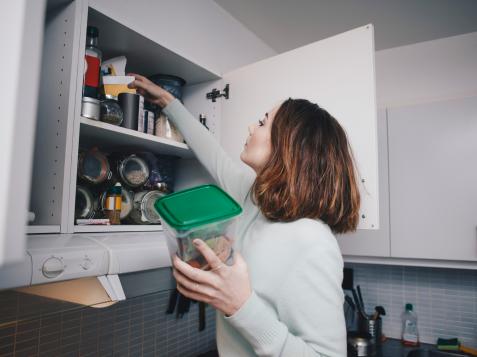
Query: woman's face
240 105 279 173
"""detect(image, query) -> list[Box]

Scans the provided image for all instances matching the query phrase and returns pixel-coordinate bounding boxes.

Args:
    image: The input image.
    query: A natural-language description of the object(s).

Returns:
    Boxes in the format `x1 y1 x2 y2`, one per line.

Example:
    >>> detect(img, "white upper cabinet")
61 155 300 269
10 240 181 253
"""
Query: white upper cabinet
388 96 477 261
0 0 46 265
220 25 379 230
337 109 390 256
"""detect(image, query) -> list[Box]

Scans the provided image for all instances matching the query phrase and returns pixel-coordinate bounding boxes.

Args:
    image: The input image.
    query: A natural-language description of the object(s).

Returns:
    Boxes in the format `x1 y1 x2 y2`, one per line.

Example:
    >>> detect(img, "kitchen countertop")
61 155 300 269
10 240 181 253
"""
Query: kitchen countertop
378 338 469 357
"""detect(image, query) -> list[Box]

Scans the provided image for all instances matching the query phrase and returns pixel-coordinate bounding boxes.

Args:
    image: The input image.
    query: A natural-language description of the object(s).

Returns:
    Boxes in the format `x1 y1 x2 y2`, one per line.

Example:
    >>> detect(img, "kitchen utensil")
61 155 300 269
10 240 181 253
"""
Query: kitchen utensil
372 306 386 320
118 92 140 130
345 295 356 311
352 288 367 320
81 97 100 120
155 185 242 269
357 285 365 311
100 98 123 125
342 267 354 290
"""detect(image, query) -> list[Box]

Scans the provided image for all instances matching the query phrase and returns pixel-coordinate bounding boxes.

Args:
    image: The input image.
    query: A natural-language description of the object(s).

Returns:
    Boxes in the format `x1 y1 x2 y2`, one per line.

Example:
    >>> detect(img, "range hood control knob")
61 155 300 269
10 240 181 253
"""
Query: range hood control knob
42 256 65 278
80 258 92 270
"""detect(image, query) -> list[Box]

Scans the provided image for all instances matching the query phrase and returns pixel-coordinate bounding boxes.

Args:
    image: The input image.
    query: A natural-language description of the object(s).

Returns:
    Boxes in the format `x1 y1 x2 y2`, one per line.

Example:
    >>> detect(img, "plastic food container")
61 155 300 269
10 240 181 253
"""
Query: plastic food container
154 185 242 269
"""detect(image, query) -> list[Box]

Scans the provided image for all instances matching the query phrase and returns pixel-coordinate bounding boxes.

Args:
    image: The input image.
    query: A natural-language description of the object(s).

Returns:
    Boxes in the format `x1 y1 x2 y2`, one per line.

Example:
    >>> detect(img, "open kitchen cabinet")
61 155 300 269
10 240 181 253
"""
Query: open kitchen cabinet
31 0 380 237
5 0 379 279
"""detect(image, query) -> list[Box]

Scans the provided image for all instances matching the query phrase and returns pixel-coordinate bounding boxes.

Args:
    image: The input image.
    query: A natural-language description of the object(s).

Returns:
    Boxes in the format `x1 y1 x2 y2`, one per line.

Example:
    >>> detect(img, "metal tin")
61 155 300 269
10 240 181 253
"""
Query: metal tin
129 190 164 224
81 97 100 120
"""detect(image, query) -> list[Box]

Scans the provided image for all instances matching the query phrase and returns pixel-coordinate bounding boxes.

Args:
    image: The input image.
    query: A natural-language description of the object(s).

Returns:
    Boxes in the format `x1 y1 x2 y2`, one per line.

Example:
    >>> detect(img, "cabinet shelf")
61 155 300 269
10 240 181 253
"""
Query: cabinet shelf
27 225 61 235
80 116 193 158
73 224 163 233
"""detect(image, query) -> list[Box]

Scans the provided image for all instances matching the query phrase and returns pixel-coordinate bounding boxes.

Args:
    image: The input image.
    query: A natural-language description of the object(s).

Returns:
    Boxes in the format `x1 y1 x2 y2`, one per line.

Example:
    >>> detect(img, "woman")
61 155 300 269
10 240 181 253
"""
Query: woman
129 74 360 357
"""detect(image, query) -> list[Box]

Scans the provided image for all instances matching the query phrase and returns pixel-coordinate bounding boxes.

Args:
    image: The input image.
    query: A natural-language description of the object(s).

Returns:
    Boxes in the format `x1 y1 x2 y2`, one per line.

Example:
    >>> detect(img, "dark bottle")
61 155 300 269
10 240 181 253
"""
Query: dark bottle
83 26 102 99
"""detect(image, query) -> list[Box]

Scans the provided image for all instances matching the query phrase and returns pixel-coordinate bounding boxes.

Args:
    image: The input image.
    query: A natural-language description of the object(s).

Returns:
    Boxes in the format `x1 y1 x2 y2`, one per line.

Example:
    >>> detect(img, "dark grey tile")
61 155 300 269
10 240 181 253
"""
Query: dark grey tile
39 338 60 353
0 342 14 355
14 346 38 357
0 334 15 347
16 319 40 334
0 324 16 338
15 337 39 352
15 329 39 343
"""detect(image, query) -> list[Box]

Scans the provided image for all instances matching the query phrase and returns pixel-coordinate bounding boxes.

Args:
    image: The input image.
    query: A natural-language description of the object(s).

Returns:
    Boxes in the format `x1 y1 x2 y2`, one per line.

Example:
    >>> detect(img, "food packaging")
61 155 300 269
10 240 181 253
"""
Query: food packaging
154 185 242 269
155 112 184 143
103 75 136 99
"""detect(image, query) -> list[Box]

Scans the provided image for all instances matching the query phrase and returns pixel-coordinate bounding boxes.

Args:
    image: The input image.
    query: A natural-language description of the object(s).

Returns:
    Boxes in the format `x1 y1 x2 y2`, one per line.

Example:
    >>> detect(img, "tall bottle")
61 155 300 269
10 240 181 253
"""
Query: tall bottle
83 26 102 99
401 303 419 346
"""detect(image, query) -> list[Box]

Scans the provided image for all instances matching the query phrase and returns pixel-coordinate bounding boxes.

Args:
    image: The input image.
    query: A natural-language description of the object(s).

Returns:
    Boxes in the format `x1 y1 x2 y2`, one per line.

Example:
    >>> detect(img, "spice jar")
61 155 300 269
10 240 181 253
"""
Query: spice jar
116 154 150 188
75 185 97 220
100 185 133 221
100 99 123 125
128 190 164 224
103 183 122 225
77 148 111 185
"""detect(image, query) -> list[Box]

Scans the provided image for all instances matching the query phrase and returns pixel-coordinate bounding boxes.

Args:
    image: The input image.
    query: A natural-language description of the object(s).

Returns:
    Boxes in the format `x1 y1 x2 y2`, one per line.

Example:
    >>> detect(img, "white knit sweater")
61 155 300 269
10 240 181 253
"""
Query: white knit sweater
163 99 346 357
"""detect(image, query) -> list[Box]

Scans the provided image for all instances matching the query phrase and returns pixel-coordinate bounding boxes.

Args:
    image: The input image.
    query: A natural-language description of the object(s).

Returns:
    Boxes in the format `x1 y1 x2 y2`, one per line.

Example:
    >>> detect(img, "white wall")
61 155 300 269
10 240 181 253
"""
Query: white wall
89 0 276 75
375 31 477 108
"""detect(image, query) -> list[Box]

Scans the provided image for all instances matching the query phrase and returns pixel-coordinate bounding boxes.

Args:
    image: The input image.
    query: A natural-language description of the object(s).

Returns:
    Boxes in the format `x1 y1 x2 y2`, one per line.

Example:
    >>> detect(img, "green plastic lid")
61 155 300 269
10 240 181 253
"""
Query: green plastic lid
154 185 242 231
405 303 413 311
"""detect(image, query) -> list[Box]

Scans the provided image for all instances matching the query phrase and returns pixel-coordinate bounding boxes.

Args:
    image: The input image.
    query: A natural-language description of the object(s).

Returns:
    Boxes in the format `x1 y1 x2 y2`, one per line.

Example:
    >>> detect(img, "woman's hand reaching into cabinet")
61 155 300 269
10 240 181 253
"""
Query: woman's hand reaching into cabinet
128 73 175 108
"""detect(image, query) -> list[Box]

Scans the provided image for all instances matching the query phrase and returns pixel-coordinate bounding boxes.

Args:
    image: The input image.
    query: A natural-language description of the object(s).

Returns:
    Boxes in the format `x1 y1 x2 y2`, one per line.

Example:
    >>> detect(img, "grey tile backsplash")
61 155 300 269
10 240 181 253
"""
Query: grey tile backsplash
1 263 476 356
347 263 477 348
0 288 216 356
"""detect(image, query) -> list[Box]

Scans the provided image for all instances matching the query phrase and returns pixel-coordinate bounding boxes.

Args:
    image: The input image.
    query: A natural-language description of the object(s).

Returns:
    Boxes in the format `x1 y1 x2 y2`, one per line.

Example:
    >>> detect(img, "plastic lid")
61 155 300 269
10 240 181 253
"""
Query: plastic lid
108 182 122 195
154 185 242 231
405 303 413 311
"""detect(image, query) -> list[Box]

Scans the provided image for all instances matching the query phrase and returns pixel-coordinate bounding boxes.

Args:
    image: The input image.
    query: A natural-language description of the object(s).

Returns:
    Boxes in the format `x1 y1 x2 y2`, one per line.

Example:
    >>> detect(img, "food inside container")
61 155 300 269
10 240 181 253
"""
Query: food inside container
117 154 150 188
100 185 133 221
75 185 97 220
129 190 165 224
154 185 242 269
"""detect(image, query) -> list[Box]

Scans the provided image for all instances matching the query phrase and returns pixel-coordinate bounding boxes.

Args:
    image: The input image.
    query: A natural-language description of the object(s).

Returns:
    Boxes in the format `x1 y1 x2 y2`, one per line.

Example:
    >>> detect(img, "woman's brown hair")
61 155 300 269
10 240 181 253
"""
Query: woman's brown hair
252 98 360 233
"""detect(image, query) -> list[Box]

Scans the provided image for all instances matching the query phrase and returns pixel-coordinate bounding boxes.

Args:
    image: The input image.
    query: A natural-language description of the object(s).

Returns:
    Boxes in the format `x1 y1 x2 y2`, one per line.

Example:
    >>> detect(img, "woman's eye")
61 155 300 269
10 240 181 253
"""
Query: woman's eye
258 119 264 127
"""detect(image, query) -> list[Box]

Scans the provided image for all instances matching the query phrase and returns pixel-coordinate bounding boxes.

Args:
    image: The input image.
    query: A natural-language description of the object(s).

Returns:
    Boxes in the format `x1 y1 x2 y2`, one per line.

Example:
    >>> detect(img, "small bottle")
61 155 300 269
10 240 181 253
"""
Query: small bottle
104 183 122 225
83 26 102 99
401 303 419 346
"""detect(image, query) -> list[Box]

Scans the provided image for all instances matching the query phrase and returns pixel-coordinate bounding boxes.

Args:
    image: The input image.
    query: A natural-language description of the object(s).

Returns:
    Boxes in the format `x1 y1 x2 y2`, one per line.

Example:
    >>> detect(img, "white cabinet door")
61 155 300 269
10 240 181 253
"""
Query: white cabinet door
0 0 46 265
337 109 390 256
388 96 477 261
220 25 379 230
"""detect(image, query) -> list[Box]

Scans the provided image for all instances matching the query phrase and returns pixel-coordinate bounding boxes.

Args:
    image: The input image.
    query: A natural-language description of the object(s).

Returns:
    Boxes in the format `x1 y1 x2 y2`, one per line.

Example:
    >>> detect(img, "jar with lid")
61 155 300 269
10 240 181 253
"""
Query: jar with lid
100 185 133 221
128 190 165 224
100 99 123 125
115 154 150 188
75 185 98 221
77 148 111 185
103 183 122 225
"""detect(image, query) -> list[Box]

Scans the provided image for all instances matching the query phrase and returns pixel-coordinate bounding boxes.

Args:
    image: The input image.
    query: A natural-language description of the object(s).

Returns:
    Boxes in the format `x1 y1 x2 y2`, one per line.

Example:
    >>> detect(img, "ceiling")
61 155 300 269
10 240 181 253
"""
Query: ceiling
213 0 477 53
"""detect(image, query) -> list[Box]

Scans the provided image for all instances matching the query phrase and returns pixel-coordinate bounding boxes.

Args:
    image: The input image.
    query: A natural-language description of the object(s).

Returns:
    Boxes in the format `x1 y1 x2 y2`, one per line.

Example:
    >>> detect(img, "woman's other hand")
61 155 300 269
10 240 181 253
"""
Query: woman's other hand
172 239 252 317
127 73 175 108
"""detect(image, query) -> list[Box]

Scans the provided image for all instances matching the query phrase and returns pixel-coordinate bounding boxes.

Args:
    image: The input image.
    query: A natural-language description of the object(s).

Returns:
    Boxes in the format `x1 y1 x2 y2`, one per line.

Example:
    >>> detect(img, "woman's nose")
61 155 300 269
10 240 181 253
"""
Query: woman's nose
248 124 255 135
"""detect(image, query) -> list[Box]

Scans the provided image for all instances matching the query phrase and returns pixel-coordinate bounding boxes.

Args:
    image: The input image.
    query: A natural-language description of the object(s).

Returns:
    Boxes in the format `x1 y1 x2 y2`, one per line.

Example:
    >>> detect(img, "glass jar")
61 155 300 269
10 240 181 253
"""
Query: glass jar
75 185 97 220
117 154 150 188
100 185 133 221
129 190 164 224
100 99 123 125
77 148 111 185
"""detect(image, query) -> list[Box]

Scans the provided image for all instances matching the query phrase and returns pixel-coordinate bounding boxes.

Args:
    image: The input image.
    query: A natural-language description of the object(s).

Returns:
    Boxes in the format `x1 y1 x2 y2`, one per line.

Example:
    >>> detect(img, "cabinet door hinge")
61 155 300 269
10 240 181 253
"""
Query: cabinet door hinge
206 84 229 102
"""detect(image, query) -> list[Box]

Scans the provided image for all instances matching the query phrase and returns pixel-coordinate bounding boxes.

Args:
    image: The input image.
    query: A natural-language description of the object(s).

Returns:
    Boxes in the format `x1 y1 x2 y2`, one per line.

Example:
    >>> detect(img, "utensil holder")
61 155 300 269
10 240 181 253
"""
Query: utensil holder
359 316 382 346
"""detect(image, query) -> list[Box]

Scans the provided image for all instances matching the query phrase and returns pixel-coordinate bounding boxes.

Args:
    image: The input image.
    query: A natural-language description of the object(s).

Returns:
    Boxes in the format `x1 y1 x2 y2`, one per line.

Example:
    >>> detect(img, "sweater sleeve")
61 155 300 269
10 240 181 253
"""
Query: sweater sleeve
162 99 255 204
224 242 347 357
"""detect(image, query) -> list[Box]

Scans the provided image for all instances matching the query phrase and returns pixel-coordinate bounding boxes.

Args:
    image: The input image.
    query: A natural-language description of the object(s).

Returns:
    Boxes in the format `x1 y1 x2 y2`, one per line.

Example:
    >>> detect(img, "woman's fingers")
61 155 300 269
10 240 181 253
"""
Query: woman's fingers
173 255 219 286
173 268 217 297
176 283 210 304
193 239 224 271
